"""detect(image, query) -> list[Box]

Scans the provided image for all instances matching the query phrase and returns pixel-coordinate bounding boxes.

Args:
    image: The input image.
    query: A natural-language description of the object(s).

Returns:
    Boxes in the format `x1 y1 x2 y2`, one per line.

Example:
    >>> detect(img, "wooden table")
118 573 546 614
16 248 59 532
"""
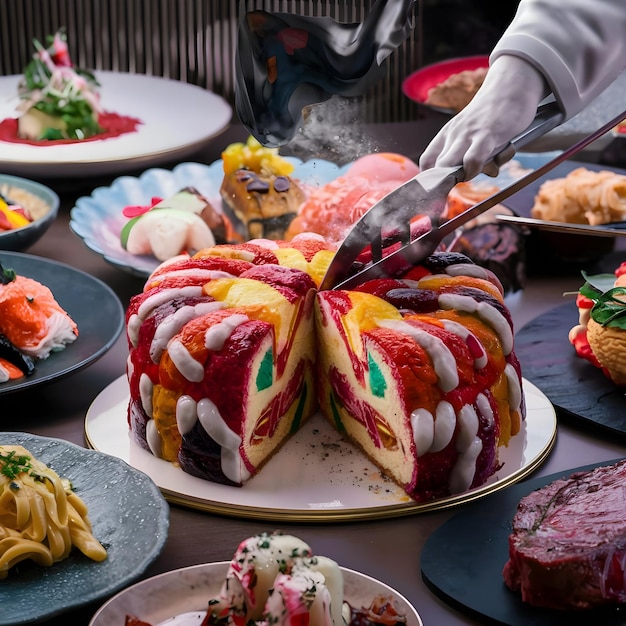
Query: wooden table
4 120 626 626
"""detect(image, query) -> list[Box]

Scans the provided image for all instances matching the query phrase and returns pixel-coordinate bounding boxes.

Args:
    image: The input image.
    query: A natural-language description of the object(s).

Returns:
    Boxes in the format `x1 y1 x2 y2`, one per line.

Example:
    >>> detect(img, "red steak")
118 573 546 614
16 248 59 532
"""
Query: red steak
503 459 626 610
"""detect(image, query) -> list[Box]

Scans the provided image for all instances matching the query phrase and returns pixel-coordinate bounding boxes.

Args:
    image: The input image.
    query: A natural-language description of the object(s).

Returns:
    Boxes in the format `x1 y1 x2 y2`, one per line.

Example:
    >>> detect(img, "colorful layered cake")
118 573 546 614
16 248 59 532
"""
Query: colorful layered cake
125 236 525 502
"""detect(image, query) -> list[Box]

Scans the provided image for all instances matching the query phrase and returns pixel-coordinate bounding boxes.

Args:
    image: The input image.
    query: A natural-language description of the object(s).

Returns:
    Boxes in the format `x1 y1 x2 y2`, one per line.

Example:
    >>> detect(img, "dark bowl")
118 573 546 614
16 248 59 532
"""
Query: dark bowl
0 174 60 251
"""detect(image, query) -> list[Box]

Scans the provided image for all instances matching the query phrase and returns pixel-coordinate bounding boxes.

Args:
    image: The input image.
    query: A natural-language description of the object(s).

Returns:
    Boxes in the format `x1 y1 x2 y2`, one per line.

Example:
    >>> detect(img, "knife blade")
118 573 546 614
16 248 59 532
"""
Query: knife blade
319 99 564 291
321 105 626 291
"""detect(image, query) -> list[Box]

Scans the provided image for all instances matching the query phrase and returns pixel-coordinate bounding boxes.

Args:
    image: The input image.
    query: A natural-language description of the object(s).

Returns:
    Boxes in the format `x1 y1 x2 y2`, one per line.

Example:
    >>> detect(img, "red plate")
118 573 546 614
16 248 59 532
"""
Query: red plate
402 55 489 113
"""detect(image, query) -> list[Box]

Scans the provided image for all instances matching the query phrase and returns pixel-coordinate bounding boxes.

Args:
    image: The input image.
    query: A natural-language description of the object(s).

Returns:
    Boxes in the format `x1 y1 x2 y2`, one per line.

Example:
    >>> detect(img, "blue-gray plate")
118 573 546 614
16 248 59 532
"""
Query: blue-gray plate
0 431 169 625
0 251 124 395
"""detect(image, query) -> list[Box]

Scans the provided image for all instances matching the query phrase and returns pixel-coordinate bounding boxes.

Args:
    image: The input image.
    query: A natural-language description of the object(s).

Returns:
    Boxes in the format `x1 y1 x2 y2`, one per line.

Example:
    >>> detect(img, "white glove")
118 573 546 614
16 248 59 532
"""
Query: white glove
419 55 551 180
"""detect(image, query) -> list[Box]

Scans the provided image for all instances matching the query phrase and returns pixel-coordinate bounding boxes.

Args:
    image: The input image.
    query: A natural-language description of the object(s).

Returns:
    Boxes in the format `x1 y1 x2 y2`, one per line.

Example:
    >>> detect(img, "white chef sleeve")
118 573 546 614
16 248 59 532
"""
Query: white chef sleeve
490 0 626 120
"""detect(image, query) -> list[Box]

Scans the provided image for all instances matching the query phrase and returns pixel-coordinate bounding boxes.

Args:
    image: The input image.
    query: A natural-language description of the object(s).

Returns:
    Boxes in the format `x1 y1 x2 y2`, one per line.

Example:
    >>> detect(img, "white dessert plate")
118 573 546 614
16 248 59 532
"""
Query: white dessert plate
69 157 349 278
0 431 169 626
0 72 232 177
84 376 557 522
0 251 124 395
89 561 423 626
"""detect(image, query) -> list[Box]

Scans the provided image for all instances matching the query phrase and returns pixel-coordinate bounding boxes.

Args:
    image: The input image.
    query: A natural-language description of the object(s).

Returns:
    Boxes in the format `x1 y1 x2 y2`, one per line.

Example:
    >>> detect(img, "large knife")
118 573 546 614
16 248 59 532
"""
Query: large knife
320 104 626 291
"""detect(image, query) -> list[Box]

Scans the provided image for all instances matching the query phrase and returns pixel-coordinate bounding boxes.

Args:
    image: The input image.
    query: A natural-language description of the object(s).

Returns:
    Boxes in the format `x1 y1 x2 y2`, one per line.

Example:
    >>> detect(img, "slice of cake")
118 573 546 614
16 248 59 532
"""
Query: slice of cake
125 237 525 502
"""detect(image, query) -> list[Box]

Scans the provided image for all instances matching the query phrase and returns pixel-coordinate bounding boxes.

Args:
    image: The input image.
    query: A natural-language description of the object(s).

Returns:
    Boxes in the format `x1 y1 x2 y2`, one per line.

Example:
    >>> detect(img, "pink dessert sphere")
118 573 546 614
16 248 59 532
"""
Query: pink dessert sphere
345 152 419 183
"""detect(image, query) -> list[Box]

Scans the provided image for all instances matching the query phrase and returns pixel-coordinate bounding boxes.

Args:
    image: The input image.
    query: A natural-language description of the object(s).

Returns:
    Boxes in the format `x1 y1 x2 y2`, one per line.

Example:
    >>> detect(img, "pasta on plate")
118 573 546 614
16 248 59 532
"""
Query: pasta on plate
0 444 107 579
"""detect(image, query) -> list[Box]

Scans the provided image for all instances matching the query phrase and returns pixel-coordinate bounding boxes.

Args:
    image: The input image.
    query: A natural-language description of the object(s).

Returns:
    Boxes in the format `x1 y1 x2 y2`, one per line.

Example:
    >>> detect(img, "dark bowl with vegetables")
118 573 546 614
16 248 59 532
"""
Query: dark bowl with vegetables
0 174 59 251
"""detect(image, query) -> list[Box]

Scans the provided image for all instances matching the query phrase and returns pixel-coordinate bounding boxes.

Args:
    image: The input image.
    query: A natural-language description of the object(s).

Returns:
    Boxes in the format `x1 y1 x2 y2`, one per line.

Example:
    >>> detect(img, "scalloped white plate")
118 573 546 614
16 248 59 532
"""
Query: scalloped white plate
0 72 232 177
69 158 349 278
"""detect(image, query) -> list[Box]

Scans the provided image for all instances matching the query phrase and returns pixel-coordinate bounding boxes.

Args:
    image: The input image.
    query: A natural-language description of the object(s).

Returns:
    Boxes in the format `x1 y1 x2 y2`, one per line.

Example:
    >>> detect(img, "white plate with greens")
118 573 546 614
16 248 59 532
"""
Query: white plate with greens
0 72 232 177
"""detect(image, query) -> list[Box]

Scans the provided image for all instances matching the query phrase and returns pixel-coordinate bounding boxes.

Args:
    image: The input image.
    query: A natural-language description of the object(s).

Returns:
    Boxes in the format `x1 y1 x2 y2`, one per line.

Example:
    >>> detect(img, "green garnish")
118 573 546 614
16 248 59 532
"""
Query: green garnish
0 449 33 480
18 28 103 140
591 287 626 329
0 262 17 285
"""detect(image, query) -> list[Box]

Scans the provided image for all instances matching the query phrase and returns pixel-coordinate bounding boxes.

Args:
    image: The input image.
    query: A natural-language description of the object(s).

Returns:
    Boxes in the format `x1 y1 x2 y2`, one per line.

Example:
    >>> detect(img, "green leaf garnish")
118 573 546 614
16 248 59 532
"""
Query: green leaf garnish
591 287 626 329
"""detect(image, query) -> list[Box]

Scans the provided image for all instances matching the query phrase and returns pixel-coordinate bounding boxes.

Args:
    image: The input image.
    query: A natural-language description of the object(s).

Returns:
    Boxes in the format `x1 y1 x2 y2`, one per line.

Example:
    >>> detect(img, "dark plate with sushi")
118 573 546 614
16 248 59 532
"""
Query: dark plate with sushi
0 251 124 395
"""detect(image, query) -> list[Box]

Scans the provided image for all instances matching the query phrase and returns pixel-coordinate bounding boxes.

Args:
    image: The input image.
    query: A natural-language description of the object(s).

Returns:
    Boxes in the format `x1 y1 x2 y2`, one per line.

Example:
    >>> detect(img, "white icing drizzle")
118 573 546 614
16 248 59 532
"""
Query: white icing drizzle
176 394 198 435
444 263 504 294
438 293 513 355
504 363 523 412
127 314 143 348
378 319 458 392
150 268 235 286
145 419 162 457
431 401 456 452
456 404 479 452
137 286 204 321
139 372 154 417
475 392 495 428
410 408 435 456
440 319 488 369
205 313 249 351
174 394 250 484
197 397 250 483
448 436 483 494
150 301 224 362
168 339 204 382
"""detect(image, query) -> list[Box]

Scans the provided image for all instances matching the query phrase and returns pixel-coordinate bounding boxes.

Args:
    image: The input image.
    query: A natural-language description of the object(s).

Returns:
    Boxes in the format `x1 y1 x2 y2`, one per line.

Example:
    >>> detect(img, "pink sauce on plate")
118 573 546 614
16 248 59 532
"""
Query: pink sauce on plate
0 111 142 145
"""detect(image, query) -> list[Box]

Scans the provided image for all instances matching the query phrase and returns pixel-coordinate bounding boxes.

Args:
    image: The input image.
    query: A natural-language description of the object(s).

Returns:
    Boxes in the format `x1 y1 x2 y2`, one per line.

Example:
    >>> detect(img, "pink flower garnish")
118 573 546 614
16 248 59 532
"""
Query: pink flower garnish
122 196 163 218
50 31 72 67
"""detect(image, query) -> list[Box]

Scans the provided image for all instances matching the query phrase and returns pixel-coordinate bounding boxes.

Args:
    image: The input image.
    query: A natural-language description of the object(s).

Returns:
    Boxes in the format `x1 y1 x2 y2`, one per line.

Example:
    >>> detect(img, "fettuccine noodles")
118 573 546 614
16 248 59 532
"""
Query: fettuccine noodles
0 444 107 579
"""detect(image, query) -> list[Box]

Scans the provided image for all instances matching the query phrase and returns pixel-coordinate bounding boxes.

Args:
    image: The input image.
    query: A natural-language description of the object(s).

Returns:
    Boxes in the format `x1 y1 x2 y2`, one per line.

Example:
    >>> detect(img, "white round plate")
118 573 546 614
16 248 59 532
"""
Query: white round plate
89 561 423 626
69 158 349 278
0 72 232 177
0 431 169 626
85 376 557 522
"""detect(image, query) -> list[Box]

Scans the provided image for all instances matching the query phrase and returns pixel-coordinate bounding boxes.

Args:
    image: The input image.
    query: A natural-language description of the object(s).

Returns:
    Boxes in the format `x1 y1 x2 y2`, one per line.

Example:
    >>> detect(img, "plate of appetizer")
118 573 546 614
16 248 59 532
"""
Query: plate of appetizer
90 531 422 626
0 431 169 626
0 71 232 177
0 251 124 394
0 29 230 177
84 376 556 522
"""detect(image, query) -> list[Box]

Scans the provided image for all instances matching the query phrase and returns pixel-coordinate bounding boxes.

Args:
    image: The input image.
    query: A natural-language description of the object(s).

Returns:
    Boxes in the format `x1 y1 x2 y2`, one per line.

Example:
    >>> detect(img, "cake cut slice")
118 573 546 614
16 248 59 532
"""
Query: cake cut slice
127 246 319 486
314 258 523 502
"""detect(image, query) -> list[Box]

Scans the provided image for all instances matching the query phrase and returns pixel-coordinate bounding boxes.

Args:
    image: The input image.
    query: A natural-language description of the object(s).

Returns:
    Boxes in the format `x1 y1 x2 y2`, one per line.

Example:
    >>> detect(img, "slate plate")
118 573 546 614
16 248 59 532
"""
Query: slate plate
421 458 626 626
0 432 169 624
515 301 626 437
